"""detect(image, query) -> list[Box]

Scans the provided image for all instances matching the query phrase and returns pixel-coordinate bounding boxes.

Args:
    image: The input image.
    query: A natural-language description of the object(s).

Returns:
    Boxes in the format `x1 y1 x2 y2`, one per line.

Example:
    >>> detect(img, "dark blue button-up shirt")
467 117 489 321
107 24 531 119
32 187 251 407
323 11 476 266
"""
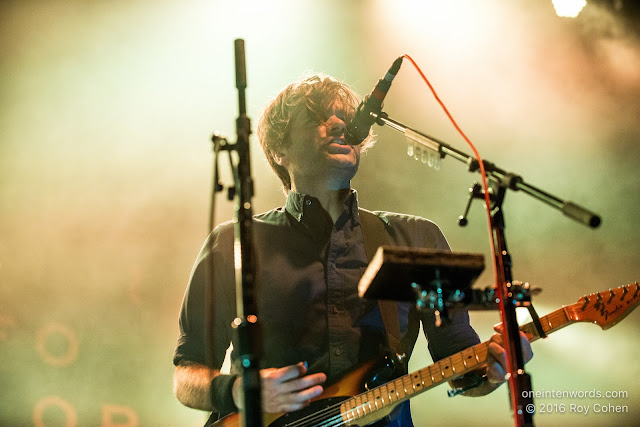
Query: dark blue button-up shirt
174 190 480 425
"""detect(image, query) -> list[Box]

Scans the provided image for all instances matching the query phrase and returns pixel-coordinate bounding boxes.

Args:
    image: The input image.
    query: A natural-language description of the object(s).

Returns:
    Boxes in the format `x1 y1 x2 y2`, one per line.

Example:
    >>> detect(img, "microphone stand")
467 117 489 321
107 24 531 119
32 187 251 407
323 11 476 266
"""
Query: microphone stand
206 39 263 426
370 111 601 427
231 38 263 427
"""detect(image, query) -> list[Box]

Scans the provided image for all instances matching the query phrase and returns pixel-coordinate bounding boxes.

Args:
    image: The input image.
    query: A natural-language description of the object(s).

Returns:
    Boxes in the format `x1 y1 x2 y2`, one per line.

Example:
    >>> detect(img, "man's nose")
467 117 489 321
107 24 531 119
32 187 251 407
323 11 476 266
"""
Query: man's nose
326 116 346 135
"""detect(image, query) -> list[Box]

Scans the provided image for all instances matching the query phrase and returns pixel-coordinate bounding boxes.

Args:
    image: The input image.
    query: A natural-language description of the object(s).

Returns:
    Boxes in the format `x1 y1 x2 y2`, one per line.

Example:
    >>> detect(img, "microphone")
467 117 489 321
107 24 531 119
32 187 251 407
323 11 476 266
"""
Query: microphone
345 57 403 145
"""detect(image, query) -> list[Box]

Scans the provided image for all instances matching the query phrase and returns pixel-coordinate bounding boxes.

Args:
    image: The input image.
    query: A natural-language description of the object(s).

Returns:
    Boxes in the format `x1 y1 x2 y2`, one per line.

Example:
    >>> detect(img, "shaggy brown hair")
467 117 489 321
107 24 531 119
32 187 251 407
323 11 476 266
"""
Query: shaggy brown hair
257 73 375 192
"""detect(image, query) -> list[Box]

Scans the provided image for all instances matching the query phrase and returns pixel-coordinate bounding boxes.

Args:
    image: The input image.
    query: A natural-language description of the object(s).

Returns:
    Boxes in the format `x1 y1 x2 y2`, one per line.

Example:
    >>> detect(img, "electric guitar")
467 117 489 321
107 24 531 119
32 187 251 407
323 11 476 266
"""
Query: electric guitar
213 282 640 426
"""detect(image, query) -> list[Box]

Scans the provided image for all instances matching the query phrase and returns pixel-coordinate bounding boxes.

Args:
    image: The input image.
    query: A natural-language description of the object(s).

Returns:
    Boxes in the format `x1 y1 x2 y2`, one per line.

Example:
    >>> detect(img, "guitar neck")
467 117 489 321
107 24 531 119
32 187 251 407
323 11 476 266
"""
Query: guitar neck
340 306 574 423
519 305 575 343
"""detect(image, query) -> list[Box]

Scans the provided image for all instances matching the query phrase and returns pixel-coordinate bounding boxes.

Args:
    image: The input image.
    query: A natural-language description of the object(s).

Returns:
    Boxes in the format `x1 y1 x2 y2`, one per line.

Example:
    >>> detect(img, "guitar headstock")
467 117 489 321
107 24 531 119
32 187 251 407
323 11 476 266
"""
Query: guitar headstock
565 283 640 330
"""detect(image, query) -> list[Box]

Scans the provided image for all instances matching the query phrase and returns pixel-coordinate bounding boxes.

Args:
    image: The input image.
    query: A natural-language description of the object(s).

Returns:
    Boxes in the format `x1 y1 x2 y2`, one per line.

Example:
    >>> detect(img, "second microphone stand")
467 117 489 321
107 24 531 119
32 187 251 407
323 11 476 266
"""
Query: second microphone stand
370 110 601 427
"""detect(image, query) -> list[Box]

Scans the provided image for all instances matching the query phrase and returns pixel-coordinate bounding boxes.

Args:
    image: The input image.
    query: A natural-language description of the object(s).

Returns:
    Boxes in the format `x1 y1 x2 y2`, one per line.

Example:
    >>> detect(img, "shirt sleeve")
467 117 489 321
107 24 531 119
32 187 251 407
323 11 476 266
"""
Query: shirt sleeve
173 223 236 370
421 309 480 362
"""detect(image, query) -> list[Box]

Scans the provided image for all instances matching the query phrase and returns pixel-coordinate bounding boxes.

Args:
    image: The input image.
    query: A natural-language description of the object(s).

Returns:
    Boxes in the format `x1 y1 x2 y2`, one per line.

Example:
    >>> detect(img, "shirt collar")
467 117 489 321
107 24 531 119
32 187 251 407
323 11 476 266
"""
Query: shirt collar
285 189 360 234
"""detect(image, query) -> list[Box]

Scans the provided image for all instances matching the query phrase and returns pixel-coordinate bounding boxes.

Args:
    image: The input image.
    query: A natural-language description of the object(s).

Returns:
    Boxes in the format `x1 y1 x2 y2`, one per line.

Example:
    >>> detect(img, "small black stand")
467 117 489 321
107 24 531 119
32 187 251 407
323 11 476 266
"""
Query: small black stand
358 247 483 299
358 247 486 326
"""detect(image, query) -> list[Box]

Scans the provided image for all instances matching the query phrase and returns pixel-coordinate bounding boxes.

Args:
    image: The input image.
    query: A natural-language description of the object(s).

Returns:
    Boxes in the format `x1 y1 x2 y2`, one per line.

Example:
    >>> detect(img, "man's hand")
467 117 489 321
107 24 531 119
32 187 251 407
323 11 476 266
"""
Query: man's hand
486 325 534 384
232 362 327 414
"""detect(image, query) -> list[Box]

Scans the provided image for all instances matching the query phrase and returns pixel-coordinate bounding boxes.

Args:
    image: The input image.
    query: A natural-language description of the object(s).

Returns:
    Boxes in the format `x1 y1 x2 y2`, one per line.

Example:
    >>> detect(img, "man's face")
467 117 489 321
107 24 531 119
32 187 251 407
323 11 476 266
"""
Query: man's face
278 100 361 191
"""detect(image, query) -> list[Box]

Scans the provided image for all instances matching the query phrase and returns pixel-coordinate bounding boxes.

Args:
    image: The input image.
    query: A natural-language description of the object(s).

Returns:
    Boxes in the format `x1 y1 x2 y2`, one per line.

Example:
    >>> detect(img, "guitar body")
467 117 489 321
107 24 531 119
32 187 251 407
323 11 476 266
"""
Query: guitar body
213 357 401 427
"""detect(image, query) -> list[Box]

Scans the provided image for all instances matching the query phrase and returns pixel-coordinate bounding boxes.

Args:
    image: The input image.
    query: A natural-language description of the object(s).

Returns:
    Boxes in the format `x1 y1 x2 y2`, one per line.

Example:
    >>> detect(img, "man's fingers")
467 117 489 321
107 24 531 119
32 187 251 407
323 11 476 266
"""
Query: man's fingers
520 333 534 363
264 362 307 384
259 363 327 414
279 372 327 394
490 332 503 345
274 387 323 415
486 331 534 384
486 360 507 384
267 382 325 413
293 384 324 402
487 341 507 383
489 331 532 362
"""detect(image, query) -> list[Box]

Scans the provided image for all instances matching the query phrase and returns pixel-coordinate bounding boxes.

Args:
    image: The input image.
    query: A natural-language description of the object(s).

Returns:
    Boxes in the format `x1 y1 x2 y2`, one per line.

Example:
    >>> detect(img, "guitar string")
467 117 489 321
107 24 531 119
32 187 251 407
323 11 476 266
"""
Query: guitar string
281 366 428 427
282 351 486 427
284 368 447 427
284 398 379 427
283 396 370 427
283 376 414 427
283 309 567 426
297 344 491 426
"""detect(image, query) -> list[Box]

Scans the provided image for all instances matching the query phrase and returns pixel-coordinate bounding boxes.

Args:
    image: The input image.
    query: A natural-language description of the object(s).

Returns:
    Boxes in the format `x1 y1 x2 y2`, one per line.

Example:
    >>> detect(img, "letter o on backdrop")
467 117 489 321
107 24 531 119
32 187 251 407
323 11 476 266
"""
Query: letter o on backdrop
33 396 77 427
35 322 79 367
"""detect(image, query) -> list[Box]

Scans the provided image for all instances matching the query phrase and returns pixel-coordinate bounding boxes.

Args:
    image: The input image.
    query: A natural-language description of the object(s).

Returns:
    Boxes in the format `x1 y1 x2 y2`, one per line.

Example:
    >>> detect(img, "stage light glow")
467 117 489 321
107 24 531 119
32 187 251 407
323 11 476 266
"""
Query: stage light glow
374 0 501 52
552 0 587 18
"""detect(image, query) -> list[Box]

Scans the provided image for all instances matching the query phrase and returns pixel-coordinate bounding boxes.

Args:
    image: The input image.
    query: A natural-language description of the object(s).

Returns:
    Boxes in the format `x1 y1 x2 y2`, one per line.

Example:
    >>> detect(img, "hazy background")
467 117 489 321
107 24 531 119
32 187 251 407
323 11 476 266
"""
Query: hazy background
1 0 639 425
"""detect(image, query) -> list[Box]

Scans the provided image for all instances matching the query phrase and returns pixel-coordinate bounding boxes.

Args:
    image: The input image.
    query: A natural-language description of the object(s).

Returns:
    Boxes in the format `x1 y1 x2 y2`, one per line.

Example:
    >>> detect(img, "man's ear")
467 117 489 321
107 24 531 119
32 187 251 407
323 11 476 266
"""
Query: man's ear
273 150 289 167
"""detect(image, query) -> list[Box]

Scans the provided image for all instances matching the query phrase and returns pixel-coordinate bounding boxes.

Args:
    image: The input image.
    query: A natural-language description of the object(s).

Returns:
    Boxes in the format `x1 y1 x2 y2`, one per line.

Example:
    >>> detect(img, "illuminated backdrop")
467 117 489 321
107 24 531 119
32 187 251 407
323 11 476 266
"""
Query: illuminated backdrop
1 0 638 425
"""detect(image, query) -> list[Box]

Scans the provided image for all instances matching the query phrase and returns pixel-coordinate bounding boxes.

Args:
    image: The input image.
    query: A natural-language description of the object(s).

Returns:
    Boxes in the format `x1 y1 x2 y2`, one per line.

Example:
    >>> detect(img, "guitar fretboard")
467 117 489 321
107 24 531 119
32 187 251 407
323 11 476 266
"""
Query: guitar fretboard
339 306 573 423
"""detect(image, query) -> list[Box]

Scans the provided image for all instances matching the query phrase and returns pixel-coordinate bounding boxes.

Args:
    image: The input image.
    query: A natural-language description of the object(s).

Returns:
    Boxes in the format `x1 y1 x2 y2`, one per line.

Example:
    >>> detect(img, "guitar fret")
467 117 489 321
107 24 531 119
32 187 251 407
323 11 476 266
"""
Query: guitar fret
450 352 466 375
373 388 381 408
545 314 556 331
350 398 357 418
395 378 405 399
403 375 413 395
344 399 355 422
419 367 432 387
416 369 426 388
391 382 399 402
361 396 369 415
354 395 363 417
365 391 375 413
520 323 532 339
550 311 569 331
412 372 423 391
380 383 390 405
429 363 443 383
474 343 488 363
440 359 452 379
461 347 478 370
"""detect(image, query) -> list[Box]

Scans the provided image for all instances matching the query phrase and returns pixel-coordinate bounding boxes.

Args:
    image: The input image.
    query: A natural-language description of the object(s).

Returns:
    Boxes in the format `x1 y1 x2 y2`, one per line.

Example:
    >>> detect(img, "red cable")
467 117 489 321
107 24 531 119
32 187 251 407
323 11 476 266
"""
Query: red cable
401 54 519 421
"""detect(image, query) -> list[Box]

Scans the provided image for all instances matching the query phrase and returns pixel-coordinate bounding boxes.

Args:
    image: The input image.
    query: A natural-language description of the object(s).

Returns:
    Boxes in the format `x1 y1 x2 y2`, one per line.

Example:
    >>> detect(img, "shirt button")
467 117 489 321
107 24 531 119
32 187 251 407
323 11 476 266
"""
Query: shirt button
334 348 342 356
332 306 339 314
306 199 312 206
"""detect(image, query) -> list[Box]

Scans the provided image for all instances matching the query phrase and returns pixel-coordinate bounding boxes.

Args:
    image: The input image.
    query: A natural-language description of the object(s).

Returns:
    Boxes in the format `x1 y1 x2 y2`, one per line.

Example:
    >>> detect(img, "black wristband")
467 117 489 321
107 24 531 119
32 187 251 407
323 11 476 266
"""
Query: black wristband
210 374 239 416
